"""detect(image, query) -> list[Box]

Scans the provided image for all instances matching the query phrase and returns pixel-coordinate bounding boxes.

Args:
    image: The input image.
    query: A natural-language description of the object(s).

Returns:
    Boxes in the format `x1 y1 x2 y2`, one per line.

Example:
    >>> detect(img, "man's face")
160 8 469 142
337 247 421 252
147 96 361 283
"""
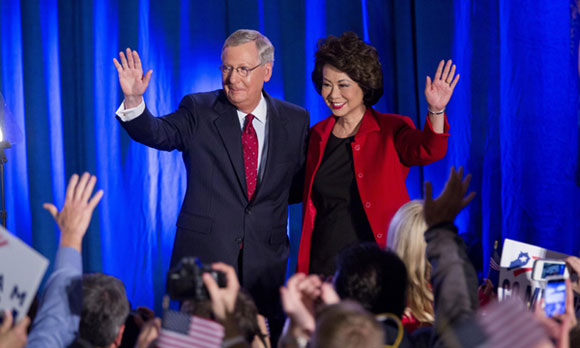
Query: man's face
221 41 272 113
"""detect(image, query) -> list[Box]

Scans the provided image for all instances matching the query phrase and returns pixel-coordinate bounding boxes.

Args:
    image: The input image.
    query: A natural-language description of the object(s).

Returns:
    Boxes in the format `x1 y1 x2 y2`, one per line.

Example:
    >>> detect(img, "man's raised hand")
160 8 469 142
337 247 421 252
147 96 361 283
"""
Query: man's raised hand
113 48 152 109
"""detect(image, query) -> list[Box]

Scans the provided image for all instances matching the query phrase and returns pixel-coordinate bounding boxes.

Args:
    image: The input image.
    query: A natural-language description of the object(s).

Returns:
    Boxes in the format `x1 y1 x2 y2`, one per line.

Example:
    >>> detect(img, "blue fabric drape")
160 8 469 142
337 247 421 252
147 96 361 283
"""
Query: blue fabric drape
1 0 579 312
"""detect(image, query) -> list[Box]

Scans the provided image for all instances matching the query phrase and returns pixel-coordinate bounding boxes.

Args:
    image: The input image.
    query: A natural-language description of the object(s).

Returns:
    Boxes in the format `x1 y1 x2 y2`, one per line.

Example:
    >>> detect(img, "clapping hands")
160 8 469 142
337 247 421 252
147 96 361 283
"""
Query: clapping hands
279 273 340 339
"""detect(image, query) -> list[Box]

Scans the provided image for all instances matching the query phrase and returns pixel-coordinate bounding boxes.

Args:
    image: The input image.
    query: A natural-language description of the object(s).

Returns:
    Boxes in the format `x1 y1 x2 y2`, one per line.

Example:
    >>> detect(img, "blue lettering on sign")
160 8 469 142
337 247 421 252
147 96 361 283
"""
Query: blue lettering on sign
10 286 26 307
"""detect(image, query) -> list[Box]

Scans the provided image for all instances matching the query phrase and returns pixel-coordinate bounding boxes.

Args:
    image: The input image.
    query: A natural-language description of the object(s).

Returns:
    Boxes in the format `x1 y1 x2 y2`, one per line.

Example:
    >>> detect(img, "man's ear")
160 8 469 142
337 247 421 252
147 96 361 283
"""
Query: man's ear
263 62 273 82
113 324 125 347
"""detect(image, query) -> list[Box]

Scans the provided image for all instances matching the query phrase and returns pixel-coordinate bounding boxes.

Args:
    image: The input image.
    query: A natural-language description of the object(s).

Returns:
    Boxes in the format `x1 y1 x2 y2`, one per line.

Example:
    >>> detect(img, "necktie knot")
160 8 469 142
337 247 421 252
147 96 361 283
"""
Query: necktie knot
243 114 255 132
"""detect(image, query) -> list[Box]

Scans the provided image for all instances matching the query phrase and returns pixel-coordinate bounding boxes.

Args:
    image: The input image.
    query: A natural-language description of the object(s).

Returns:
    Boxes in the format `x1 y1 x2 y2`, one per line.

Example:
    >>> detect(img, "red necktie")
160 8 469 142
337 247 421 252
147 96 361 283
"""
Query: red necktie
242 114 258 200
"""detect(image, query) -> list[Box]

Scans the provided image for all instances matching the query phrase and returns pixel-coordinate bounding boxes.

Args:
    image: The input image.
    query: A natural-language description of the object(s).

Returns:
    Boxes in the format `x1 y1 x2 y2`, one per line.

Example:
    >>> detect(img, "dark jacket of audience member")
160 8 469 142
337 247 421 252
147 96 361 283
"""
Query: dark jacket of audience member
426 222 479 343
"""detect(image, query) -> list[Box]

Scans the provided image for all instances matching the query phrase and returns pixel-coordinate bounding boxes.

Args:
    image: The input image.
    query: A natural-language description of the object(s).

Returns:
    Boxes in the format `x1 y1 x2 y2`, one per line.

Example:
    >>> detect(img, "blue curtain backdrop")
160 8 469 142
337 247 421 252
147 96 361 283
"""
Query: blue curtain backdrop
1 0 579 312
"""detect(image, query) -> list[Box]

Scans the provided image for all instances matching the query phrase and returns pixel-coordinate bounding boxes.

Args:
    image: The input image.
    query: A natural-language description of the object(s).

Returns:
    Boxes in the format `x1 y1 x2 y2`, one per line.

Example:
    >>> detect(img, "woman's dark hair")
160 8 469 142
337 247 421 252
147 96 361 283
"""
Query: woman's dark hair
312 32 384 106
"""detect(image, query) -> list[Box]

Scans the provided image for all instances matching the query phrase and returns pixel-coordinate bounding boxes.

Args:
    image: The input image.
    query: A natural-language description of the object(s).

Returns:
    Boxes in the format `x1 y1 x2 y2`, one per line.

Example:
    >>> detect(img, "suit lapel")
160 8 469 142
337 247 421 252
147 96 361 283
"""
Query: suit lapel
213 92 247 197
256 92 287 199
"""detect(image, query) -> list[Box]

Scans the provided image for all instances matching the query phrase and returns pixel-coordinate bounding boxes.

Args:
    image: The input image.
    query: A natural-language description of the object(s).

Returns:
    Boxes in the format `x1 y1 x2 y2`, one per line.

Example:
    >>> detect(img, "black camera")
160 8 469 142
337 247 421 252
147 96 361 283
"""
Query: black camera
166 257 227 301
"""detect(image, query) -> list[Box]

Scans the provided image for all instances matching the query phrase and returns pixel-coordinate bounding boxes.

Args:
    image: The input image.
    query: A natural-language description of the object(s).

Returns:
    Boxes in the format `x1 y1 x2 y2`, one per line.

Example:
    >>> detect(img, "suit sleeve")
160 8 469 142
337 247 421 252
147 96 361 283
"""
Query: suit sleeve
117 94 198 152
288 109 310 204
393 114 450 167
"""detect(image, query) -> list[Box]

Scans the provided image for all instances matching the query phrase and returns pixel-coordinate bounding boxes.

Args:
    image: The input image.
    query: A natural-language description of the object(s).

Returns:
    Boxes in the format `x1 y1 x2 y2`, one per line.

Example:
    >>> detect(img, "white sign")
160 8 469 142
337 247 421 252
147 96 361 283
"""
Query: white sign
0 226 49 321
498 238 580 315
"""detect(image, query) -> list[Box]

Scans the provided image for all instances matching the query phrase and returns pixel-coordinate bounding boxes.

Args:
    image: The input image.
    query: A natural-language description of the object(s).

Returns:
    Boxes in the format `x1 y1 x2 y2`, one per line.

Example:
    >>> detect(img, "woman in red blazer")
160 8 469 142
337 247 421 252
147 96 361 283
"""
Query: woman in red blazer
297 32 459 276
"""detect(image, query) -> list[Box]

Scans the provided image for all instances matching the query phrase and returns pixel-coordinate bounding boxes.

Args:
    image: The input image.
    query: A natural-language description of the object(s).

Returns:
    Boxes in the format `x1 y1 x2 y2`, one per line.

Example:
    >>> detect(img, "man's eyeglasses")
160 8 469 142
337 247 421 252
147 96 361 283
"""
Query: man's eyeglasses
219 63 263 78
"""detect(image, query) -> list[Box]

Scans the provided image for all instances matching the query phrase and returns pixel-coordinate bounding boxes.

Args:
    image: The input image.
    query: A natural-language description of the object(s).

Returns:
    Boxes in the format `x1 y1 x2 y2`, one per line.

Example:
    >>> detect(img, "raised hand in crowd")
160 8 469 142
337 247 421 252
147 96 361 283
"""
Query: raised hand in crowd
0 310 30 348
279 273 317 347
319 282 340 306
43 172 103 252
203 262 247 347
113 48 152 108
423 166 476 227
533 279 576 348
204 262 240 323
278 273 340 348
477 278 497 307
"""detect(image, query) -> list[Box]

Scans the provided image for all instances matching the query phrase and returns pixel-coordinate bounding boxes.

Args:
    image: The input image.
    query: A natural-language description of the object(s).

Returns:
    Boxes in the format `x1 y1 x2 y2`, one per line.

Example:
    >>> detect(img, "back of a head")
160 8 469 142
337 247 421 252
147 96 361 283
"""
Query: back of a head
233 290 266 346
80 273 130 347
311 301 384 348
333 243 407 318
222 29 274 64
387 200 434 323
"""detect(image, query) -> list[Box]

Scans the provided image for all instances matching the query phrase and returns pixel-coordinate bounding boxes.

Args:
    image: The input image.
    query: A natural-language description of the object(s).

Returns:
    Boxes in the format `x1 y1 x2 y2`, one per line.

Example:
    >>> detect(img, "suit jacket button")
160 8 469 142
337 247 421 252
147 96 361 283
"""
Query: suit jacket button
365 202 371 208
245 208 252 215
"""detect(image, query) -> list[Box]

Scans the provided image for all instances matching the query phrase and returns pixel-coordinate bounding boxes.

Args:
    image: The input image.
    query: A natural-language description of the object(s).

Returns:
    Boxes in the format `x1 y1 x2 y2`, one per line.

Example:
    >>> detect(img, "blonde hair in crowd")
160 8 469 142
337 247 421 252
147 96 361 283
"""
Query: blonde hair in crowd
386 200 434 324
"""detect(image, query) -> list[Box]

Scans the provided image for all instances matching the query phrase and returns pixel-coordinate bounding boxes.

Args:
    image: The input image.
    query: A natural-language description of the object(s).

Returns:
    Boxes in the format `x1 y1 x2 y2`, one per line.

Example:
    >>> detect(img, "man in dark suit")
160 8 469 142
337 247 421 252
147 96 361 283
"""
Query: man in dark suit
113 29 309 334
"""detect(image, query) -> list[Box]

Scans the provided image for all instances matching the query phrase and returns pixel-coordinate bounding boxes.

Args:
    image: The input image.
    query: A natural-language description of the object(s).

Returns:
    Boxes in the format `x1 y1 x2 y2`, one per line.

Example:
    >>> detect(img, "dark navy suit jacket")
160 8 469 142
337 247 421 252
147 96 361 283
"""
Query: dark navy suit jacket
119 89 309 316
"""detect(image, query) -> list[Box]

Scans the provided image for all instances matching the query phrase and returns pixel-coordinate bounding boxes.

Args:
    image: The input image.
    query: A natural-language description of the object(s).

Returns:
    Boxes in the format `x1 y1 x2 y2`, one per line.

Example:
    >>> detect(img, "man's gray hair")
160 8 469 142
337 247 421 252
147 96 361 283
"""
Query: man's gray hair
79 273 130 347
222 29 274 64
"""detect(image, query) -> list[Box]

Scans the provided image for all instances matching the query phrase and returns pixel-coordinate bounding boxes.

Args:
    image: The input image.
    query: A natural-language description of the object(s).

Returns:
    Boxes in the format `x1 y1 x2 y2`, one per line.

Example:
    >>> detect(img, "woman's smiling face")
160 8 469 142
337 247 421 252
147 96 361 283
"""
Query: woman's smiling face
320 64 366 120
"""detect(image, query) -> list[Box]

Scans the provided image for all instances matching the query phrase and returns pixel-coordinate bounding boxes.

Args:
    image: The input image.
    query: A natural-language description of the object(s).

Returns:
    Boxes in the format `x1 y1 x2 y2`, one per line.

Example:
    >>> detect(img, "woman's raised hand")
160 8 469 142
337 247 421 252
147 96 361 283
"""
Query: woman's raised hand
425 59 459 112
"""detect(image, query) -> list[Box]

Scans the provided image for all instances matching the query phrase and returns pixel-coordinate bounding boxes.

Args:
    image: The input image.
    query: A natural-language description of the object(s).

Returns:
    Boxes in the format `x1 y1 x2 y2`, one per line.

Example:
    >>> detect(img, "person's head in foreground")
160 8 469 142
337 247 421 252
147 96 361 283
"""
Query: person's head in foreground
333 243 407 318
311 300 384 348
78 273 130 348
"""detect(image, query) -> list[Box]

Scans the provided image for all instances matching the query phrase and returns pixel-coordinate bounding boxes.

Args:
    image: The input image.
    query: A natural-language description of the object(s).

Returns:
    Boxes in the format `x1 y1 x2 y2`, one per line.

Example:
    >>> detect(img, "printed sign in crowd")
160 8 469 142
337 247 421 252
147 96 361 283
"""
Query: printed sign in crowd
0 225 48 321
499 238 580 316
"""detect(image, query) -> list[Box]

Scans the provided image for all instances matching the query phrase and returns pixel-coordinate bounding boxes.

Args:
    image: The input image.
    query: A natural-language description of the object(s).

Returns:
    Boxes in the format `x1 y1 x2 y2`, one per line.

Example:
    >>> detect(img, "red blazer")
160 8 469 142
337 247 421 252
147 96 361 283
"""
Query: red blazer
297 108 449 273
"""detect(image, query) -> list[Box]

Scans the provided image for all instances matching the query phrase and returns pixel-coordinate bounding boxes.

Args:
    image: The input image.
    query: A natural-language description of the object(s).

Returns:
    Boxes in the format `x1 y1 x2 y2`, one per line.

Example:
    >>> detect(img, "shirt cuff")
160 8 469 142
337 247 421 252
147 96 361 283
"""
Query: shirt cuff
116 99 146 122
